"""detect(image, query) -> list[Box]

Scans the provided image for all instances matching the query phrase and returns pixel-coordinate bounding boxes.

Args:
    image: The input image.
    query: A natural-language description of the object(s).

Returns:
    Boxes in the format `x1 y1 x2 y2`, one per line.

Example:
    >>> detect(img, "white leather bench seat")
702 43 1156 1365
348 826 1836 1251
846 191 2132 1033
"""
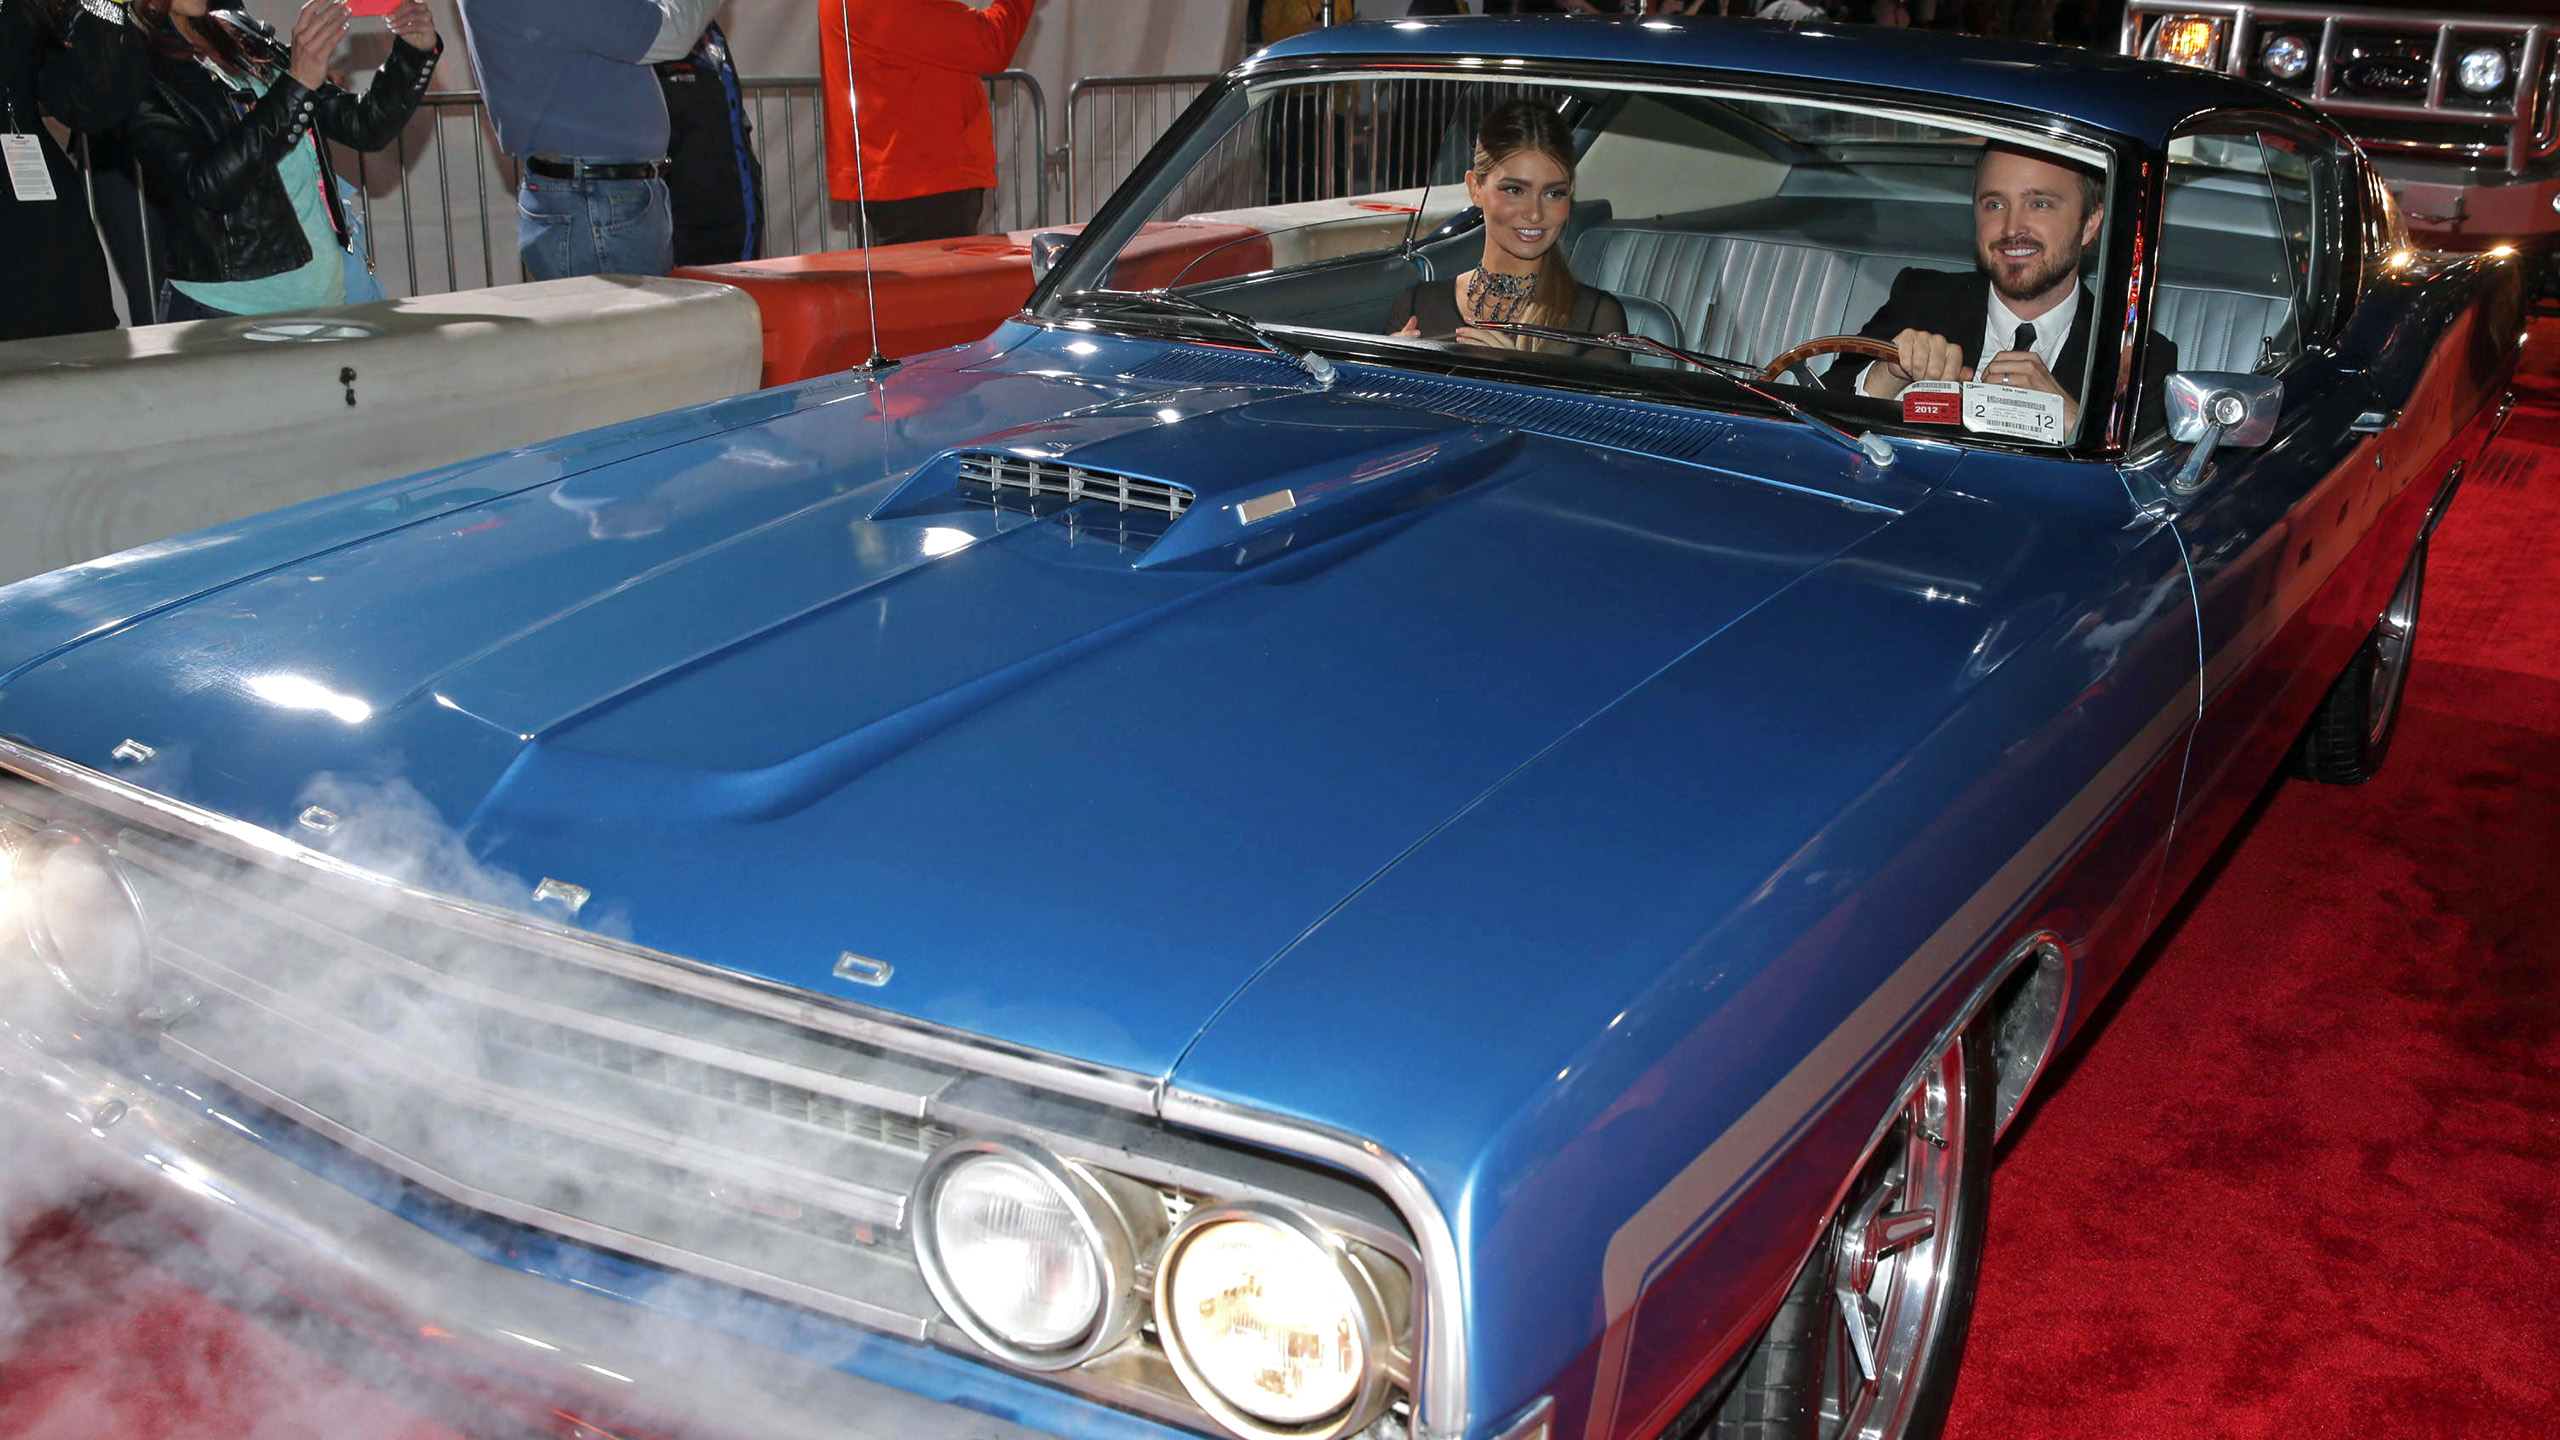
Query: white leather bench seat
1571 219 2296 384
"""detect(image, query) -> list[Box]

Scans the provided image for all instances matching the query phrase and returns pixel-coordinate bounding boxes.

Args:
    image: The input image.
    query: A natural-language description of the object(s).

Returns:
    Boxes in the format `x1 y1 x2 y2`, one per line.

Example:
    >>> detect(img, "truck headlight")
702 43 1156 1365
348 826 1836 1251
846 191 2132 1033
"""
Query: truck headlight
2459 47 2509 95
2259 34 2310 81
1157 1205 1394 1438
913 1137 1151 1369
2149 16 2223 69
16 828 150 1014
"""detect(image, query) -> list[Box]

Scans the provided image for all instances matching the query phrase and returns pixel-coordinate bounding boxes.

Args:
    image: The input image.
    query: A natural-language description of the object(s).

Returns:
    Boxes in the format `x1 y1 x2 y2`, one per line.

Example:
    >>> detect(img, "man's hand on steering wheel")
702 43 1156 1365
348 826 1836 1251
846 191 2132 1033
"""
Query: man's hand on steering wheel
1862 328 1969 398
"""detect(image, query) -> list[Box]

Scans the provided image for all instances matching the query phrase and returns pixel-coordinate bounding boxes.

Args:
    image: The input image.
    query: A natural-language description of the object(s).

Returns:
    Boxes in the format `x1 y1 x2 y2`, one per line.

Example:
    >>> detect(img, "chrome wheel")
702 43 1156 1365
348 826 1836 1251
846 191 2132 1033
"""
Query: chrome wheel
2363 541 2425 750
1820 1039 1977 1440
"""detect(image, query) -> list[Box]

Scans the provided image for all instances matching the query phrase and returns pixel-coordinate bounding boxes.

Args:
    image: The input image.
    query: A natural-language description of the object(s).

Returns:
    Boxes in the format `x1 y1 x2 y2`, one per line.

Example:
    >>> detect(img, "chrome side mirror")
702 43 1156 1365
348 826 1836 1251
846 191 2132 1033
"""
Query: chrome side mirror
2165 372 2281 492
1030 232 1072 281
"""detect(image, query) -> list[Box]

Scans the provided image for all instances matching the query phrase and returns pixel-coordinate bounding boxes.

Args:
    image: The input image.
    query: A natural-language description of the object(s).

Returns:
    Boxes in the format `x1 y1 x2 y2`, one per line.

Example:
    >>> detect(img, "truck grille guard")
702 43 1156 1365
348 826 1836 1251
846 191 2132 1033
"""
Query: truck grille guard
2125 2 2558 174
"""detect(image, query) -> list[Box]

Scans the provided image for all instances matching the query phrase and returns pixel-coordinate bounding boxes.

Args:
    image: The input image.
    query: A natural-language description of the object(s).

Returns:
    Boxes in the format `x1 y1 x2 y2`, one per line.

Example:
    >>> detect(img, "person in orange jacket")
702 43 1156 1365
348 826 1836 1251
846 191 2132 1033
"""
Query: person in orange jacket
820 0 1040 247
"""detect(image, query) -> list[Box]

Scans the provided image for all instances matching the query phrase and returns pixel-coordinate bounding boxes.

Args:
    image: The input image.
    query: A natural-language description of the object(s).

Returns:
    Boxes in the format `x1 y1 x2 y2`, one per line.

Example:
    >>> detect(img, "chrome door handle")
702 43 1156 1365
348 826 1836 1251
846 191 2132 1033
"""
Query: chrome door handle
2349 409 2398 434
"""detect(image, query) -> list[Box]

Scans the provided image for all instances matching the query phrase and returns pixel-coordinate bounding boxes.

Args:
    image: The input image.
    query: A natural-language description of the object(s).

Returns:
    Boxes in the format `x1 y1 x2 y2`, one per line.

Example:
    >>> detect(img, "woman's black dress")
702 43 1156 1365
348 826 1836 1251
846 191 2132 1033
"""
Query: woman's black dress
0 0 149 342
1389 276 1632 366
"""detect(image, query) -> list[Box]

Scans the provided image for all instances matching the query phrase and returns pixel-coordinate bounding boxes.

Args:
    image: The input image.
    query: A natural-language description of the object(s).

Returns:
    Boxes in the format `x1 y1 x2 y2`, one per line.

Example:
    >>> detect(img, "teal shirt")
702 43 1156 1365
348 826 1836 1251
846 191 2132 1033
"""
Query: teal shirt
172 71 347 317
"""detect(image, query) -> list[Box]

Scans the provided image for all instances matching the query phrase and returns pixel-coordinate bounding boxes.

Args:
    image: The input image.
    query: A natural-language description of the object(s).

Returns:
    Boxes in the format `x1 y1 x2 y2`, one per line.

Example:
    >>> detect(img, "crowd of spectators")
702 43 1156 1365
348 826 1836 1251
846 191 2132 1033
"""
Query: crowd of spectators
2 0 2137 345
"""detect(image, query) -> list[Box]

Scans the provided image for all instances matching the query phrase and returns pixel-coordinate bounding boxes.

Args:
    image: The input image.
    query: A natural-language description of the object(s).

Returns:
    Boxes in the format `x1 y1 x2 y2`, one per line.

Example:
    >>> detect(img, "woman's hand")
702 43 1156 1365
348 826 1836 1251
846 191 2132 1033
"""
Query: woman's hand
288 0 351 92
387 0 438 51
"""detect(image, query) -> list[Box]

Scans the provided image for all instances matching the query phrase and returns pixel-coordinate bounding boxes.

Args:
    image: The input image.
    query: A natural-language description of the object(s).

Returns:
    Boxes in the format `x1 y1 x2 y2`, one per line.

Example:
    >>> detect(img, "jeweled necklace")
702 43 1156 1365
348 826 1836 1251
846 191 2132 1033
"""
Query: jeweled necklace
1466 267 1539 325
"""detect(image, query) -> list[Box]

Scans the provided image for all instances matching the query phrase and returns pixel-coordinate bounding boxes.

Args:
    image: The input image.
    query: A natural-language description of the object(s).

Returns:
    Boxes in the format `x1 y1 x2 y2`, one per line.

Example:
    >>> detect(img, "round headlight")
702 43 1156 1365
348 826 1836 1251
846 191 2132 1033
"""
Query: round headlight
913 1137 1147 1369
1157 1206 1393 1437
2460 47 2509 95
21 829 149 1013
2260 34 2310 81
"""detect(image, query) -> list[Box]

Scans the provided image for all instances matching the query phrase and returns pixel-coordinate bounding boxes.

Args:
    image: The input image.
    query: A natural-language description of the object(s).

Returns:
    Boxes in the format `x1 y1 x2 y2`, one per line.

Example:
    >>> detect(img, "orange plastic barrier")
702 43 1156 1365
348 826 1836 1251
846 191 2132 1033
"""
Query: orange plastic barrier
677 222 1273 387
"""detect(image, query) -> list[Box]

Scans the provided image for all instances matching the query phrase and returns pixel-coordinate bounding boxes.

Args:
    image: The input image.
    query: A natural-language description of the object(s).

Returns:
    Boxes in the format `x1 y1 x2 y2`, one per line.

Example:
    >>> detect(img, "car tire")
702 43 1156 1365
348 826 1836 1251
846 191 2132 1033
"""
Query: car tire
1688 1012 1996 1440
2291 540 2425 785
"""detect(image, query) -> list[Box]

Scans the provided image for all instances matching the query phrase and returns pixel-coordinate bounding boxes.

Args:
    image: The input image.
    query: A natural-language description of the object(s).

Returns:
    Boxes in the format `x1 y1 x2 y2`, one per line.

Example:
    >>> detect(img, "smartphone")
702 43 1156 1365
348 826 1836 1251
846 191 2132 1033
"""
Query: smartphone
347 0 401 15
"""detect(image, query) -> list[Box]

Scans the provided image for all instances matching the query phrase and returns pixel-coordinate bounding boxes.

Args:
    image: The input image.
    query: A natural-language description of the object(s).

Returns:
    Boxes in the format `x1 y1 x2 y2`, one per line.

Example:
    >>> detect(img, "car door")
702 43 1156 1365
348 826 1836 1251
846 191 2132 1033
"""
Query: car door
2134 117 2408 899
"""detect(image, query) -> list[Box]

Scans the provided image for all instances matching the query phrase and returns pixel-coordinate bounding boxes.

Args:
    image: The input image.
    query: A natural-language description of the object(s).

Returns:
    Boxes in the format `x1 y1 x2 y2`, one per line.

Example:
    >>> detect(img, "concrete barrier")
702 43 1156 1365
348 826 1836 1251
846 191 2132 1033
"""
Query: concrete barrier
0 277 762 588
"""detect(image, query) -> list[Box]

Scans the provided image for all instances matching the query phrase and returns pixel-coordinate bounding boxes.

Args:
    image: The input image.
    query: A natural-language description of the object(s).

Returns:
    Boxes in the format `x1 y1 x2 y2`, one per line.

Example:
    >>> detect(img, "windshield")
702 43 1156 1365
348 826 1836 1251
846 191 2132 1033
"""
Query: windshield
1042 71 2127 450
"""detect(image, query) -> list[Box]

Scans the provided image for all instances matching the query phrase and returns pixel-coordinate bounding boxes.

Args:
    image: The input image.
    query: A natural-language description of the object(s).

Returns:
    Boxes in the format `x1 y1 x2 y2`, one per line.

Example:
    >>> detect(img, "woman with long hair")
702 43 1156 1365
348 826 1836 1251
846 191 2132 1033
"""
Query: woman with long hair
1389 98 1627 364
126 0 439 320
1 0 150 341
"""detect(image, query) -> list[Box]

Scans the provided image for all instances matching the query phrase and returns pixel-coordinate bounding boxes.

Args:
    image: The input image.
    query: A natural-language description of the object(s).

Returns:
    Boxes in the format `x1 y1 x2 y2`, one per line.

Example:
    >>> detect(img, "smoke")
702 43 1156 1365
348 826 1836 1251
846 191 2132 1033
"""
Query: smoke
0 769 887 1440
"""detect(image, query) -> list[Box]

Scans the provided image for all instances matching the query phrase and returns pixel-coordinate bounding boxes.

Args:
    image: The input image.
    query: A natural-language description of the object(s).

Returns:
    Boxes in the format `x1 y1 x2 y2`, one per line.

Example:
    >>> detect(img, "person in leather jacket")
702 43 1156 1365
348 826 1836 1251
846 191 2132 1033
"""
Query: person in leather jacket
126 0 439 319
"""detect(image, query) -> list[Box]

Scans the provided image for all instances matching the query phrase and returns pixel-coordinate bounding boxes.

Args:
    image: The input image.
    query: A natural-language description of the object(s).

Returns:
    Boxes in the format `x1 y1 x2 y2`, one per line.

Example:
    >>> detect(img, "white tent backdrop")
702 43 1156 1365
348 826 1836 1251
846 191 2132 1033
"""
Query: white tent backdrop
224 1 1248 297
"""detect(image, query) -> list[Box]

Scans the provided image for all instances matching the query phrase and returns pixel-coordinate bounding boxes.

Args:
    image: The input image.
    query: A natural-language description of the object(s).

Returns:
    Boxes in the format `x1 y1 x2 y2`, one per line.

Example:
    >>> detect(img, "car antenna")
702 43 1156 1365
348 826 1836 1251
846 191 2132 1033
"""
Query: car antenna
837 0 893 372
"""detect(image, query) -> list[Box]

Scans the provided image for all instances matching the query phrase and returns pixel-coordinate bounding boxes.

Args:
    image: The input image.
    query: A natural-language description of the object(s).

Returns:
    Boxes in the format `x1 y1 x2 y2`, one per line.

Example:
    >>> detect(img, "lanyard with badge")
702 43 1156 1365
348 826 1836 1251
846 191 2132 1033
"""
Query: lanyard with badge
2 0 55 202
6 0 136 202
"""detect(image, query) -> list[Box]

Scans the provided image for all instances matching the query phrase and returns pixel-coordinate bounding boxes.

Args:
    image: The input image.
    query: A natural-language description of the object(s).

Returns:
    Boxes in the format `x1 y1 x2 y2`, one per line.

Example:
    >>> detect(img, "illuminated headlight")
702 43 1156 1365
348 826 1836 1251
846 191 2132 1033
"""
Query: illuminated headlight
2459 47 2509 95
2149 17 2223 69
1158 1205 1396 1438
2259 34 2310 81
0 813 32 940
913 1137 1154 1369
15 828 150 1013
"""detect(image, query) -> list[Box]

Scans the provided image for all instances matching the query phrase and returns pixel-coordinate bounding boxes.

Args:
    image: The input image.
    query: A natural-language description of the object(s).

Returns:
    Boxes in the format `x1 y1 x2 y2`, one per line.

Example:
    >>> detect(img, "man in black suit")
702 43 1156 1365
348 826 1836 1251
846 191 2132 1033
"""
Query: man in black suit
1825 143 2177 439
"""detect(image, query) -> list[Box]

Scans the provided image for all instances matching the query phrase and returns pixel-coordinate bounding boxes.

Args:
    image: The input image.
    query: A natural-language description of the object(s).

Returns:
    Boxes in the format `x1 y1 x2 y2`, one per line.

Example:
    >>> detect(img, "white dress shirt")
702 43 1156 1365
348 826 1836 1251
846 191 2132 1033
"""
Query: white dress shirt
1982 283 2080 379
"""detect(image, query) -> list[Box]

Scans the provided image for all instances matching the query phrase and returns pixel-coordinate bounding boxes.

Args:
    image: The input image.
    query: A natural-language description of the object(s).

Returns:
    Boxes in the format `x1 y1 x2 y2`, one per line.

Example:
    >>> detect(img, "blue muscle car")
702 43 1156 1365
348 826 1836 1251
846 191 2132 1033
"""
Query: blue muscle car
0 16 2523 1440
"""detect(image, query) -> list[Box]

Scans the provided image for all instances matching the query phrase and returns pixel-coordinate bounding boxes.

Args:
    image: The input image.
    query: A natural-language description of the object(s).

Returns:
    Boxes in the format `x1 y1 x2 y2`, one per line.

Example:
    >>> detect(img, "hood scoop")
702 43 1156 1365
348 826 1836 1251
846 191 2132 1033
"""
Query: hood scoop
956 451 1195 540
874 388 1525 570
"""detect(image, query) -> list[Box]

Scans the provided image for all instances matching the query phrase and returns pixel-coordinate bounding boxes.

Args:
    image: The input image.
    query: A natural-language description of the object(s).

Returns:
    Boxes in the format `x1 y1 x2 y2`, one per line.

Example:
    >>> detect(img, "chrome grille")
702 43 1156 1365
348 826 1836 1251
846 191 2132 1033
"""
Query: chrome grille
114 835 958 1337
955 451 1194 518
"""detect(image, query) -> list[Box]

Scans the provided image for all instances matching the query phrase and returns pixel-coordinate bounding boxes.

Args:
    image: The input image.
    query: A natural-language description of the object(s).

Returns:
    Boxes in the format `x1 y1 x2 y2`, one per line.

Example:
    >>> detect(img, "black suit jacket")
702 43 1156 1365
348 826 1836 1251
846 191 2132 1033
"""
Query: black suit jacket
1822 267 2178 439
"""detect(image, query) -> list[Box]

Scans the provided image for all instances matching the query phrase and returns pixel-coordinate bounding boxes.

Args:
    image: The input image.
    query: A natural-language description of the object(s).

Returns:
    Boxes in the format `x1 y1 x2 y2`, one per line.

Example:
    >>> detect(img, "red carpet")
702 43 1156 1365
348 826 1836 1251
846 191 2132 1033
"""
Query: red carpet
1944 357 2560 1438
6 363 2558 1438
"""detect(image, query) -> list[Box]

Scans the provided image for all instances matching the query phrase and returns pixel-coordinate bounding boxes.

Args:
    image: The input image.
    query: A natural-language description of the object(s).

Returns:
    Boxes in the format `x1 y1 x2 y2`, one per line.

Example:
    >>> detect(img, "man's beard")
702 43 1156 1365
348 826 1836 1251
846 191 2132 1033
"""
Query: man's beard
1981 233 2082 305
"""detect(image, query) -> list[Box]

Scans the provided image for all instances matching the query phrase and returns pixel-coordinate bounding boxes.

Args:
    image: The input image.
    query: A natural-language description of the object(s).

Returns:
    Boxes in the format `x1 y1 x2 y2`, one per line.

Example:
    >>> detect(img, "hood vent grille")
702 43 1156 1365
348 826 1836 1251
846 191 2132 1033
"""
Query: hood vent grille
956 452 1194 519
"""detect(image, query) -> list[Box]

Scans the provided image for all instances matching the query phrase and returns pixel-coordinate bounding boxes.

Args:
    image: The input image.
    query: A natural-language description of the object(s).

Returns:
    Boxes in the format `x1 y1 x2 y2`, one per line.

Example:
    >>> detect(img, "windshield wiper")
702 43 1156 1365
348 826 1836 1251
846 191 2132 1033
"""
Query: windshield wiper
1475 321 1896 469
1058 288 1337 390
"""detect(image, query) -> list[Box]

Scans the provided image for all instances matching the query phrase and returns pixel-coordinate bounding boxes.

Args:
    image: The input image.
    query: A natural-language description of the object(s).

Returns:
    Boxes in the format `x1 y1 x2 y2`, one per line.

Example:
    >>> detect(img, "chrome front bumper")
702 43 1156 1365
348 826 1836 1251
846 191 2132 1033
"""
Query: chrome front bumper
0 1034 1060 1440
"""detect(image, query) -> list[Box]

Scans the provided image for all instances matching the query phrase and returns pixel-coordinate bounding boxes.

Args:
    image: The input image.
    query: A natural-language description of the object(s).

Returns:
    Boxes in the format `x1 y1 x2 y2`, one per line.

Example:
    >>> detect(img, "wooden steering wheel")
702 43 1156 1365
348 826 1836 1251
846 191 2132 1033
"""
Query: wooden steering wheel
1760 335 1900 383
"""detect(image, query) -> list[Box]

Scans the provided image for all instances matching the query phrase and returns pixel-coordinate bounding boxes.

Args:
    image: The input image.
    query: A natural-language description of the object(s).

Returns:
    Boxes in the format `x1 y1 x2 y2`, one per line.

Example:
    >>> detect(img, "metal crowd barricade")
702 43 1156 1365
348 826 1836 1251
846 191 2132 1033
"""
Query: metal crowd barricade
1063 73 1221 223
308 70 1048 302
111 68 1583 310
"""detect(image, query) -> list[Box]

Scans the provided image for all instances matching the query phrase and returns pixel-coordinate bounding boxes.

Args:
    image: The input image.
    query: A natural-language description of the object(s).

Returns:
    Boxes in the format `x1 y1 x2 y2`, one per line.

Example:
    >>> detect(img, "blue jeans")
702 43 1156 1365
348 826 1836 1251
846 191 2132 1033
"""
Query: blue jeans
157 281 233 323
517 169 673 281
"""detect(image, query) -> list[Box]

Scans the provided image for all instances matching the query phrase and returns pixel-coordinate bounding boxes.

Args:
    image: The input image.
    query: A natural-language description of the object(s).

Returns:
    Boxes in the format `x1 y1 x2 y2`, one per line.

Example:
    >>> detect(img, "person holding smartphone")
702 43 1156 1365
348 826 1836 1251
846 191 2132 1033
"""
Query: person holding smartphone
126 0 440 319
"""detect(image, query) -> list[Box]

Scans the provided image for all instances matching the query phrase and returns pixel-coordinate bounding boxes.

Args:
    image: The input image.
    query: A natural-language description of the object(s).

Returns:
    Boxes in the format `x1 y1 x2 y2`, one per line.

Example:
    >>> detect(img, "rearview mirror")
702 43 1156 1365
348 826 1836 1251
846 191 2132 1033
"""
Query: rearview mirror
2164 372 2282 492
1030 232 1072 280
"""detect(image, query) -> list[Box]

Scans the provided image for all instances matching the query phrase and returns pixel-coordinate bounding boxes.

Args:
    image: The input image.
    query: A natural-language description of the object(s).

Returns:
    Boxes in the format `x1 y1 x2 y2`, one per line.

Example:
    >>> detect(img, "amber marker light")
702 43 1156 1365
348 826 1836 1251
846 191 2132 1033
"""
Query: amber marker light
2154 18 2221 68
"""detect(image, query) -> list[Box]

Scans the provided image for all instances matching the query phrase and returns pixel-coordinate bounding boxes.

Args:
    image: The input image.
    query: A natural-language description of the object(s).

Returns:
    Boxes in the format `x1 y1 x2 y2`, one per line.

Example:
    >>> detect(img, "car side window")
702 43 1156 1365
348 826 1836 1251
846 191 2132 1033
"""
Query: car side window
2156 127 2338 375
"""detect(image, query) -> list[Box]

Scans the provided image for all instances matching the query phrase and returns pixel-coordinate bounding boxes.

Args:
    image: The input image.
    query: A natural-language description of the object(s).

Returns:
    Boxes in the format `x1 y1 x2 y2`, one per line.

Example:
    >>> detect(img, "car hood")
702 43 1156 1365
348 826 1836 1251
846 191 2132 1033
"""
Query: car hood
0 337 1915 1078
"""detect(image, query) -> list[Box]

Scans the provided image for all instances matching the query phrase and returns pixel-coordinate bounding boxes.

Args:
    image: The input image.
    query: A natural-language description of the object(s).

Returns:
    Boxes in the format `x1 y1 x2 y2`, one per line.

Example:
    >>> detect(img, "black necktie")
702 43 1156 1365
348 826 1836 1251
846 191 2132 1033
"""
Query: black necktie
2014 322 2036 354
